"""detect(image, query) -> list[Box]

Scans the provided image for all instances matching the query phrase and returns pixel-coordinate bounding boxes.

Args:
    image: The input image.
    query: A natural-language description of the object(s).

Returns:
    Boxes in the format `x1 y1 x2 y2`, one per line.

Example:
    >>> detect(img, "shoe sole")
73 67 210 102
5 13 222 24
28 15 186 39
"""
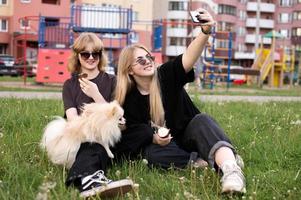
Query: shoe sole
80 179 134 198
222 187 246 194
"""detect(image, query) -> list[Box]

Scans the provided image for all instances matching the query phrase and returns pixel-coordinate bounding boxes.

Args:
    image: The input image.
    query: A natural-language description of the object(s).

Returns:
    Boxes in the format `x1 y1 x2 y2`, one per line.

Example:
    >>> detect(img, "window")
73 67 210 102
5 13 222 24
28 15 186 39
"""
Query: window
280 0 292 6
168 1 187 11
239 10 246 20
42 0 60 5
20 19 30 29
0 19 8 32
20 0 31 3
217 22 234 31
168 19 185 28
292 28 301 36
169 37 185 46
132 11 138 21
0 44 7 54
0 0 7 5
238 27 245 36
280 29 289 37
218 5 236 16
45 18 59 26
279 13 290 23
293 11 301 20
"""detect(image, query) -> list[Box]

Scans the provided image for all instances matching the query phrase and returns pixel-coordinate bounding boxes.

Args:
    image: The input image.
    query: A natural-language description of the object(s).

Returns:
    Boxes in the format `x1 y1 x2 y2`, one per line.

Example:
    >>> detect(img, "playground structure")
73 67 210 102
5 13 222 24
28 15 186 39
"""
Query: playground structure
202 30 260 89
17 4 133 84
248 31 296 87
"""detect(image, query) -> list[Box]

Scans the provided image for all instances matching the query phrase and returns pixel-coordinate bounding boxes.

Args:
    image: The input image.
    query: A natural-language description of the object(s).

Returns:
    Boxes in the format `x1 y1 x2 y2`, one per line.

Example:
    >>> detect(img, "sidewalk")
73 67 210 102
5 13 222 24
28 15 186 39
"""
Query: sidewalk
1 91 301 102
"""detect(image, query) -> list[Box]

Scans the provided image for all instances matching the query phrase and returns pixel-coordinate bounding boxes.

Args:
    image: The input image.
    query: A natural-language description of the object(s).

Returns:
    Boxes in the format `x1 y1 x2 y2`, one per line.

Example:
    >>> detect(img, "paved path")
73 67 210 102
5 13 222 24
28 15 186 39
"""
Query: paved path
1 91 301 102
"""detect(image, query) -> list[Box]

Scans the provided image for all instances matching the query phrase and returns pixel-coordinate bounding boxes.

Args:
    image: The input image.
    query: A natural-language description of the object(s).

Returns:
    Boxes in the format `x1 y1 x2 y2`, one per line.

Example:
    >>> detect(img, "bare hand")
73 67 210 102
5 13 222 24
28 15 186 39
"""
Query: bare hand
79 78 104 102
152 133 173 146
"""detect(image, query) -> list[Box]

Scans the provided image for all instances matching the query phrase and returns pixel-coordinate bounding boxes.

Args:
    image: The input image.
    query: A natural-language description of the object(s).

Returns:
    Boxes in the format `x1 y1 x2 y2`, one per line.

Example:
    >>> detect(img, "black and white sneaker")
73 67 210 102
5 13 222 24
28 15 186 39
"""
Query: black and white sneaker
80 170 134 198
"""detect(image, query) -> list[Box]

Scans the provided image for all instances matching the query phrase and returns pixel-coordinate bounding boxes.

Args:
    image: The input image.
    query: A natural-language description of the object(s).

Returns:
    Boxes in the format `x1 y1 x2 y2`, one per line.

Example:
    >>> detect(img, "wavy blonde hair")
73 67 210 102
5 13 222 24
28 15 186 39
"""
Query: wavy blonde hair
67 32 108 73
115 44 165 126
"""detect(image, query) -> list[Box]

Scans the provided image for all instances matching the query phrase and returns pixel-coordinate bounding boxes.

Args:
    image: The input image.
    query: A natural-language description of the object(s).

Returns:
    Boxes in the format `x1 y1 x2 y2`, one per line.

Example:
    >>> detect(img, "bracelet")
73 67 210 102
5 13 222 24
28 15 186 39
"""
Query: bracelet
201 26 212 35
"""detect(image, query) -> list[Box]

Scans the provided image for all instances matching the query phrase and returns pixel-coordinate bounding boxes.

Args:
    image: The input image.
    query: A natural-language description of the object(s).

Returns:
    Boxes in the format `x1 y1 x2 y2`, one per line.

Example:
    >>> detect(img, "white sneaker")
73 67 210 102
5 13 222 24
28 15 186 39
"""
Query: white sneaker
221 162 246 194
80 170 134 198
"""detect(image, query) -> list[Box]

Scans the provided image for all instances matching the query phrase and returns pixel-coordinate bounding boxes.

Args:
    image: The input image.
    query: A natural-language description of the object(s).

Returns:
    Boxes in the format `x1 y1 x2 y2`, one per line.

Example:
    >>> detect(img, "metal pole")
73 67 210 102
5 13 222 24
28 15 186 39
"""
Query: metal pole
227 32 233 89
254 0 261 54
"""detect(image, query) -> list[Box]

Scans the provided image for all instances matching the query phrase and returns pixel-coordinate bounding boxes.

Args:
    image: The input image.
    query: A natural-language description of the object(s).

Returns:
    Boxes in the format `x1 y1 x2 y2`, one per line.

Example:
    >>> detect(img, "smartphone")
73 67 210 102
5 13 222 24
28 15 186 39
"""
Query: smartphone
190 11 208 24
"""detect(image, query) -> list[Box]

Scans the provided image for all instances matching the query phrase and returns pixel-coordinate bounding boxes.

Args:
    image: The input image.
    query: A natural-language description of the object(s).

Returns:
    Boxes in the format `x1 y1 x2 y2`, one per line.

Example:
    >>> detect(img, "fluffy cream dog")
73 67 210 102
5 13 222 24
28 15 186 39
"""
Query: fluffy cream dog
40 100 124 169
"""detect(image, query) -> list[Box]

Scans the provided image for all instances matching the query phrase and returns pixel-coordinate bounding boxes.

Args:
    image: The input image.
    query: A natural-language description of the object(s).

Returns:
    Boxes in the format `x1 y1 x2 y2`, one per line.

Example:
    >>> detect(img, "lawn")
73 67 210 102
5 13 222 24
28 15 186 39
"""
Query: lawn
0 98 300 199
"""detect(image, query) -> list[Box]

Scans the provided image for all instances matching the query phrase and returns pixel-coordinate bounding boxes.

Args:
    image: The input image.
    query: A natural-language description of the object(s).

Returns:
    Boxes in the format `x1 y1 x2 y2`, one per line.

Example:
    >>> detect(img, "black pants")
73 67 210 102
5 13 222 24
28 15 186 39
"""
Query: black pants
66 124 153 187
144 113 235 169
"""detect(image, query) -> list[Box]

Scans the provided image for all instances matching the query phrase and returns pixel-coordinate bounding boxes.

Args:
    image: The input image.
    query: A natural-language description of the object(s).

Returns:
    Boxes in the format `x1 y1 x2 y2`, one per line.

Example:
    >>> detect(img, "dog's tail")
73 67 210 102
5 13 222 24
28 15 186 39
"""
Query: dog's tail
40 116 66 149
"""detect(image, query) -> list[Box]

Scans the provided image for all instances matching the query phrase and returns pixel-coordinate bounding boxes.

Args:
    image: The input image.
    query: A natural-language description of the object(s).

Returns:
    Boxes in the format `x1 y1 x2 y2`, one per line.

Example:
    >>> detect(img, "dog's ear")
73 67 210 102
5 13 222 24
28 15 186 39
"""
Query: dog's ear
107 105 118 118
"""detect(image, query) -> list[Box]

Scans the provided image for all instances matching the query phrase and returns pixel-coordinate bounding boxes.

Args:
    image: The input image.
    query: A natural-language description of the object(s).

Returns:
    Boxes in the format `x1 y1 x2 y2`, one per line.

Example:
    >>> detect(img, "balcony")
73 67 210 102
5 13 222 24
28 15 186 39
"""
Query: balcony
247 2 275 13
246 18 274 29
165 45 186 56
166 28 187 37
167 10 188 20
245 34 272 44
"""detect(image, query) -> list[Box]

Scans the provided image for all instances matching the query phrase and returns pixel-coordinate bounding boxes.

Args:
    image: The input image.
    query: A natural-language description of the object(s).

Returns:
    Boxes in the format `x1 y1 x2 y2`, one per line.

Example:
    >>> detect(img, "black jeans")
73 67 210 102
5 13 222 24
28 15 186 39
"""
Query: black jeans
144 113 235 169
66 124 153 188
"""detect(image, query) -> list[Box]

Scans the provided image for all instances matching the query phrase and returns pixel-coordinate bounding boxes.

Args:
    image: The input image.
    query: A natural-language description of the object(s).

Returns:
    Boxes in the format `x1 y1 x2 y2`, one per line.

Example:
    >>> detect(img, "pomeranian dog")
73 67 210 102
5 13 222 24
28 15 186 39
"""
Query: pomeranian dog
40 100 124 169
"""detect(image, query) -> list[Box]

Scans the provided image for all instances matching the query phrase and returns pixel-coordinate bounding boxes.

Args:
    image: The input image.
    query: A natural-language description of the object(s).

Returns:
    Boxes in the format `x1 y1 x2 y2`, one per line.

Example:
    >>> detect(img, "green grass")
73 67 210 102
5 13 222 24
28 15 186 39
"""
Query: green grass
0 98 300 199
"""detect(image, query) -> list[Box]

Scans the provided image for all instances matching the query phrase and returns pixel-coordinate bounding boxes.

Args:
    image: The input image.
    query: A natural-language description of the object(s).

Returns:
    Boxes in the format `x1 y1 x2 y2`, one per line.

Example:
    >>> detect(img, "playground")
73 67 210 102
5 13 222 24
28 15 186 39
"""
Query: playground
12 4 299 89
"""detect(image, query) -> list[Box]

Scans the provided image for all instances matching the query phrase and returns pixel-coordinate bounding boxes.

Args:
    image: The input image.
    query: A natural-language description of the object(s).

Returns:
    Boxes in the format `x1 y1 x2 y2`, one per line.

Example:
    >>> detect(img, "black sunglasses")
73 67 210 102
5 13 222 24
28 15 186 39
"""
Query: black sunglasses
79 51 102 60
133 54 155 66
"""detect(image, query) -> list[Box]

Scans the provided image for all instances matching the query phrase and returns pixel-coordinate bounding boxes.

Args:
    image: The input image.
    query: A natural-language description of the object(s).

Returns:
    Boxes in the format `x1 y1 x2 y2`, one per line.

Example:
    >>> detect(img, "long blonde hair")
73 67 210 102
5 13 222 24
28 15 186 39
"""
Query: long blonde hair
67 32 108 73
115 44 165 126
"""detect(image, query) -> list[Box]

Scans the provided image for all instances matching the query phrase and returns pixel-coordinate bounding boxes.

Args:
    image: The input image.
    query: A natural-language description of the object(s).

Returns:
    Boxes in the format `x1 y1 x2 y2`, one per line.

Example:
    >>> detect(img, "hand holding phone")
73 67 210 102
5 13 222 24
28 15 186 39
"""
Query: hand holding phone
190 11 209 24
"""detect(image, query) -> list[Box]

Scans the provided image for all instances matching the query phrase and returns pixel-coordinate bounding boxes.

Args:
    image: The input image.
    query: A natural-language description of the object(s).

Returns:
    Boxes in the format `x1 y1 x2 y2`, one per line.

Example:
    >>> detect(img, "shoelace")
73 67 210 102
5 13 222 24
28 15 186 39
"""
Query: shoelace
221 167 245 184
82 170 112 190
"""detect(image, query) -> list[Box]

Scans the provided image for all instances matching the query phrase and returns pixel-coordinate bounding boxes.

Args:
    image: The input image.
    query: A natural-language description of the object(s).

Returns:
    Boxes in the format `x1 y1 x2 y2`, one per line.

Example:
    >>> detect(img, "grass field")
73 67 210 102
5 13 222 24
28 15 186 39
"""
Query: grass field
0 98 300 199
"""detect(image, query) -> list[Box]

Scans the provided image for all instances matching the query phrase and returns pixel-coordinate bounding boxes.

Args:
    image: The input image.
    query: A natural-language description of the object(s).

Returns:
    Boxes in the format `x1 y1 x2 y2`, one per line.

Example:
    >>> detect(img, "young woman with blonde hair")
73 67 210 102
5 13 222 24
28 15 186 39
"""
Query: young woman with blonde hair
62 32 149 198
115 9 246 194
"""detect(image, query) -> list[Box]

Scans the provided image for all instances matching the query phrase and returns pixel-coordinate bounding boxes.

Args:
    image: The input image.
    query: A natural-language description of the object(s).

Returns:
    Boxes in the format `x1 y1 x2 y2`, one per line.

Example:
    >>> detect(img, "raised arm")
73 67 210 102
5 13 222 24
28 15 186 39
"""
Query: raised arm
182 8 215 73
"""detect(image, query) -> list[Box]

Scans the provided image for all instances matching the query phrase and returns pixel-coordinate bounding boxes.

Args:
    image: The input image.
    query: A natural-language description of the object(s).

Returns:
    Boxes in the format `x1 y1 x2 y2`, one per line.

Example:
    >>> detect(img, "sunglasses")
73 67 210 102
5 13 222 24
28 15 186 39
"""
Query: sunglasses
133 54 155 66
79 51 102 60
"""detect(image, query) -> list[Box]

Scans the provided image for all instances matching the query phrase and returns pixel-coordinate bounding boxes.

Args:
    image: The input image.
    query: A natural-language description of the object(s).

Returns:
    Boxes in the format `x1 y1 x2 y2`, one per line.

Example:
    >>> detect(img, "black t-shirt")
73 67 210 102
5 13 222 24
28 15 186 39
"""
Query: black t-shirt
123 54 200 137
62 72 116 115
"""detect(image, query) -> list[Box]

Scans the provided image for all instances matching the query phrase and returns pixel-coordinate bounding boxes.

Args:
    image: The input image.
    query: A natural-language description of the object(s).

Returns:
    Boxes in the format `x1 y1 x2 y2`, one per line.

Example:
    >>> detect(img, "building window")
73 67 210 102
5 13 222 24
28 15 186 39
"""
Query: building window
0 43 7 54
238 27 245 36
280 29 289 37
169 37 185 46
20 0 31 3
0 19 8 32
168 19 185 28
0 0 7 5
217 22 234 31
168 1 187 11
42 0 60 5
239 10 246 20
218 5 236 16
279 13 290 23
292 28 301 36
132 11 138 21
293 11 301 20
20 19 30 29
280 0 292 6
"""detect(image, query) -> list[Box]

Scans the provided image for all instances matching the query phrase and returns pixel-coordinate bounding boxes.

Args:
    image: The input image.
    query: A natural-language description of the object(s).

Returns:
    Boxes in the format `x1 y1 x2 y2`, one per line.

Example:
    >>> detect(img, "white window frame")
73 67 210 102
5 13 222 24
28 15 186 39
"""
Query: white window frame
20 0 31 3
0 19 8 32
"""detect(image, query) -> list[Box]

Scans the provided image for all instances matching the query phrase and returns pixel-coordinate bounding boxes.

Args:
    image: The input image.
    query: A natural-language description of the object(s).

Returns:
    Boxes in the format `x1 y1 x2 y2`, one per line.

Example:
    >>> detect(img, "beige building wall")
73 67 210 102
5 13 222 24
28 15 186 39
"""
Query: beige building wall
0 0 13 16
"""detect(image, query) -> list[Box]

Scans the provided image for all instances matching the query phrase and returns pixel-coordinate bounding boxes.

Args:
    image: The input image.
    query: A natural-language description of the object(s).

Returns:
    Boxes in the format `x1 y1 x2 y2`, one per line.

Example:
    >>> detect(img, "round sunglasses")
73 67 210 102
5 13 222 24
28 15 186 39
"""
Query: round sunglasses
79 51 102 60
132 54 155 66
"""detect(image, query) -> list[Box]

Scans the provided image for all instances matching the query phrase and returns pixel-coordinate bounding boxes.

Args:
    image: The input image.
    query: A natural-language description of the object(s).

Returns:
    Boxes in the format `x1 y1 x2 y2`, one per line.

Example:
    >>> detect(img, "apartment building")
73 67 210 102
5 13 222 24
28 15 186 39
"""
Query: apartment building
0 0 71 59
153 0 300 68
0 0 13 55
